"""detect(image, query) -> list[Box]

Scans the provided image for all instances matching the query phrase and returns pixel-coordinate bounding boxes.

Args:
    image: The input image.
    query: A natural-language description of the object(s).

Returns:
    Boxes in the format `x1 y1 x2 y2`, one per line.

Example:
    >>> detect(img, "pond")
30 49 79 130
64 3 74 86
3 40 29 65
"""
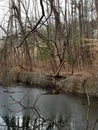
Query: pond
0 86 98 130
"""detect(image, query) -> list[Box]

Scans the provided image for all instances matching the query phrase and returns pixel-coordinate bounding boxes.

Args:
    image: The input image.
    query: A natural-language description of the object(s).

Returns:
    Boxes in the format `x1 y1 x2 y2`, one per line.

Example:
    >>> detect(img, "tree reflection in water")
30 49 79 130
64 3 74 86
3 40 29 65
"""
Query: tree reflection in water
0 93 71 130
2 115 70 130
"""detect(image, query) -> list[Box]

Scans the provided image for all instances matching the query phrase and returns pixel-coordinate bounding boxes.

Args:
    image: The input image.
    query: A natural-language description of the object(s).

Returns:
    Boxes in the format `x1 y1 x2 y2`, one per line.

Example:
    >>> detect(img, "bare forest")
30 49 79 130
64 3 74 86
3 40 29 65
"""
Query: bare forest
0 0 98 80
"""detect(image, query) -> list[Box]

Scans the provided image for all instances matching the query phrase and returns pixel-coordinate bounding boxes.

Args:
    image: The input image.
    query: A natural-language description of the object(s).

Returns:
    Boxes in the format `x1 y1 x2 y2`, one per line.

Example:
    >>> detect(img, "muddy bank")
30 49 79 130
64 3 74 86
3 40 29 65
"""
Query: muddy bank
1 70 98 97
1 71 55 88
56 72 98 96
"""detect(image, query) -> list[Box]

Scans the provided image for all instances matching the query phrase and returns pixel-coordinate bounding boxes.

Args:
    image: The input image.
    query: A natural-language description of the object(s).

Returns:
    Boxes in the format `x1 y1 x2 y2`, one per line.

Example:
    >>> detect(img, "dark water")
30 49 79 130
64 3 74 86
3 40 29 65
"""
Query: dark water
0 86 98 130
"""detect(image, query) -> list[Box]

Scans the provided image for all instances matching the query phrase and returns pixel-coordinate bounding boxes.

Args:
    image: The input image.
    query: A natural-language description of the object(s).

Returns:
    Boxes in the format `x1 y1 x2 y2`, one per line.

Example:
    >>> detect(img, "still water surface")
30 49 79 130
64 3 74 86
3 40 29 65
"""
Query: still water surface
0 86 98 130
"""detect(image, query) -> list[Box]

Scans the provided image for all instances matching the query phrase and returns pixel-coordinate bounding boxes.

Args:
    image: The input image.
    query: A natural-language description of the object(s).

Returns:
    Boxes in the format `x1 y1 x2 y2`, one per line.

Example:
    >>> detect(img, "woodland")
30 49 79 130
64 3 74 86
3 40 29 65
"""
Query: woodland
0 1 98 129
0 0 98 88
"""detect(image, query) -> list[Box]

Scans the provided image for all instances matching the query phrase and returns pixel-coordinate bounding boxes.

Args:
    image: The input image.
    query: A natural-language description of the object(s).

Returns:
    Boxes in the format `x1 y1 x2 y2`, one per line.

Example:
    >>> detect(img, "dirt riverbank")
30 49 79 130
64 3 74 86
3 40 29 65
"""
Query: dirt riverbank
1 69 98 97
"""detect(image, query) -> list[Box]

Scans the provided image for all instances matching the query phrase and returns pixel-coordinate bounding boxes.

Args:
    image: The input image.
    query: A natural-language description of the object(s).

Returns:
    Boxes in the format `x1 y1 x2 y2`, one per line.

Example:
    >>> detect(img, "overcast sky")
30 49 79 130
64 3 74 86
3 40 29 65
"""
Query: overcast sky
0 0 9 21
0 0 9 37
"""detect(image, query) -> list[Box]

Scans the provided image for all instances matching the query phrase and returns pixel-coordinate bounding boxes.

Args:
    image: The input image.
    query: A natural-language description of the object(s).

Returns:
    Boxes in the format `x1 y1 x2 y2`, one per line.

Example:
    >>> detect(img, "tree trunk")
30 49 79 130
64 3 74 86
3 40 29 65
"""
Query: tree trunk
95 0 98 38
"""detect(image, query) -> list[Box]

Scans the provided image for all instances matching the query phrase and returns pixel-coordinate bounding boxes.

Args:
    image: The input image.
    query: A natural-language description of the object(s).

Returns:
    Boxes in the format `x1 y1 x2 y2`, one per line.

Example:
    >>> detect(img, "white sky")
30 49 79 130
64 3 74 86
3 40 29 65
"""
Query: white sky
0 0 9 37
0 0 9 21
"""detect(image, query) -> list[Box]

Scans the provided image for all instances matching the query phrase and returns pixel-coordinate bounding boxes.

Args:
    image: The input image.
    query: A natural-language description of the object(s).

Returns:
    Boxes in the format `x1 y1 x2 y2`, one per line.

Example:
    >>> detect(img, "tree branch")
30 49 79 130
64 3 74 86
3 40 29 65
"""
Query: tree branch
16 0 45 48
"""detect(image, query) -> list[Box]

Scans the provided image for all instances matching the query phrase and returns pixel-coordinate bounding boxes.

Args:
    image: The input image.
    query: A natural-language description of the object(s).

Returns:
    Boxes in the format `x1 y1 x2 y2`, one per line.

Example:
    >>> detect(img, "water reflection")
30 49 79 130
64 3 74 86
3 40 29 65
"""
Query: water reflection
0 86 97 129
0 115 77 130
